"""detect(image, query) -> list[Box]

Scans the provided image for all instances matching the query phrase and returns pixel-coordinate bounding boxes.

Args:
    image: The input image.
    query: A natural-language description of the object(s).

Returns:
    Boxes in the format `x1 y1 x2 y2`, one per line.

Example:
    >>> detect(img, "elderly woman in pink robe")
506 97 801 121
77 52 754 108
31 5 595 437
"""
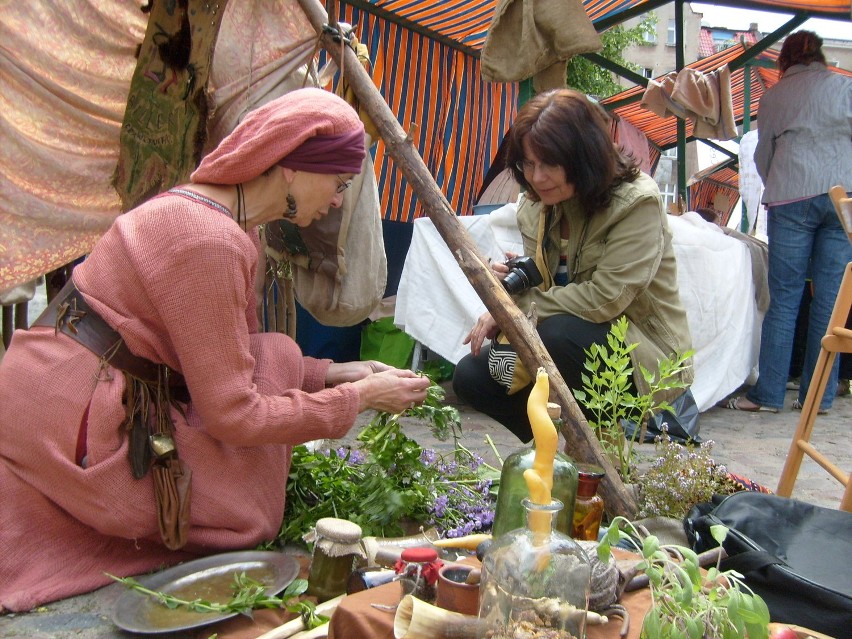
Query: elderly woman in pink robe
0 88 430 612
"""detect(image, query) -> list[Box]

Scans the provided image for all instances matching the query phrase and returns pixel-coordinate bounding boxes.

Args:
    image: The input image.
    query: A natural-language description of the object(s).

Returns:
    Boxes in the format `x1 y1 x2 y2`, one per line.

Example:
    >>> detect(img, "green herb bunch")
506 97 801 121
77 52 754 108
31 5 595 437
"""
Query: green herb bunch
637 426 733 520
574 316 693 481
598 518 770 639
276 382 496 544
108 574 328 628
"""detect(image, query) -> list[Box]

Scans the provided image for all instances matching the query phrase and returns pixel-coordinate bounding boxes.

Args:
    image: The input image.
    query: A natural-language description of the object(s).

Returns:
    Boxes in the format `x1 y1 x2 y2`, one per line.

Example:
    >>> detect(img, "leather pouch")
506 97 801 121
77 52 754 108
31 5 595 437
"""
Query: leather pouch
152 458 192 551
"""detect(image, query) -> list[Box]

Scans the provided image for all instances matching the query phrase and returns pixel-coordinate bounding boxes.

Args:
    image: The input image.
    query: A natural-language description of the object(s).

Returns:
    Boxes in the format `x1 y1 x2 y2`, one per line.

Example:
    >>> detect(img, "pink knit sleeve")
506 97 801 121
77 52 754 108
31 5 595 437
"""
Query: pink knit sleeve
128 218 360 446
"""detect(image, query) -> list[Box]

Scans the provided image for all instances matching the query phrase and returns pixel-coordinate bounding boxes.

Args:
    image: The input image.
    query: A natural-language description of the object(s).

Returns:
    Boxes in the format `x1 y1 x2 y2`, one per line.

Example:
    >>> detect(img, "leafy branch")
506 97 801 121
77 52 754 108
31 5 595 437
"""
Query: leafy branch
277 381 494 543
574 316 693 481
357 381 462 455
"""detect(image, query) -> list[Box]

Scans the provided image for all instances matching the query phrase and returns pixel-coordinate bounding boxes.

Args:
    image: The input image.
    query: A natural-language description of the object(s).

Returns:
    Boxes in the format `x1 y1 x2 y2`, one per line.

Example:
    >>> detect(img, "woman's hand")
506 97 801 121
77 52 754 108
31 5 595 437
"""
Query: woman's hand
463 311 499 356
325 360 392 386
351 368 431 413
490 252 518 281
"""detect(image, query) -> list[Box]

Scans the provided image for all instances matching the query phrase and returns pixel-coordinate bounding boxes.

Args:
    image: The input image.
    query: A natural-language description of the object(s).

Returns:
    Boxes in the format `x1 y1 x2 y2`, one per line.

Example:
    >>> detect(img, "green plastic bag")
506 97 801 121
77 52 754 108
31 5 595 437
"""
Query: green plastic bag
360 317 416 369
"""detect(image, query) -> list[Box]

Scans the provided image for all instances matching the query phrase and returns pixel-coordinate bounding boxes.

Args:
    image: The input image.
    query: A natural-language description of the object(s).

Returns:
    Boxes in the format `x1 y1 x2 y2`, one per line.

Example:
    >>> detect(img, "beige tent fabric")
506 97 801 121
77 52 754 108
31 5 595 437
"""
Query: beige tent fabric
202 0 319 151
641 65 737 141
0 2 147 292
207 3 387 326
0 1 319 294
480 0 602 88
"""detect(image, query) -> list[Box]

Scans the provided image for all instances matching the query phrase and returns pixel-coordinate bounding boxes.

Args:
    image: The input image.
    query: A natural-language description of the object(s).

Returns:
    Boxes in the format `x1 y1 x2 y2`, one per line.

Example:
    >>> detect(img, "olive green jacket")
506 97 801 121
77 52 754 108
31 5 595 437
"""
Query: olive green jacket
514 173 694 399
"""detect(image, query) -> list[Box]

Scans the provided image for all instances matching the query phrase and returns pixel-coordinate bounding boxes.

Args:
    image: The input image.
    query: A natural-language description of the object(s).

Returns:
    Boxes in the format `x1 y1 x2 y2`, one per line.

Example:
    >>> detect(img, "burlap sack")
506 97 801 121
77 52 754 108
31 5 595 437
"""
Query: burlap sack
265 141 387 328
481 0 601 87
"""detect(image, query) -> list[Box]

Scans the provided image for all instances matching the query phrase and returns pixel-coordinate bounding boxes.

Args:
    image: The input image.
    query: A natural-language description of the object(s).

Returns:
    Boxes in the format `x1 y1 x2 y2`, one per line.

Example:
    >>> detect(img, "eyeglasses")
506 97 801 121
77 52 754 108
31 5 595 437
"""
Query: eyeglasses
336 175 353 194
514 159 560 175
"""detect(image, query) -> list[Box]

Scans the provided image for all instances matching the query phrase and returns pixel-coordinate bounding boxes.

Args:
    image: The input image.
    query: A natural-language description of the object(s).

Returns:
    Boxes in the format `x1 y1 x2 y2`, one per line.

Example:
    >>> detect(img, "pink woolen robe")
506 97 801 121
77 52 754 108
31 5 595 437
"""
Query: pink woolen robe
0 192 360 612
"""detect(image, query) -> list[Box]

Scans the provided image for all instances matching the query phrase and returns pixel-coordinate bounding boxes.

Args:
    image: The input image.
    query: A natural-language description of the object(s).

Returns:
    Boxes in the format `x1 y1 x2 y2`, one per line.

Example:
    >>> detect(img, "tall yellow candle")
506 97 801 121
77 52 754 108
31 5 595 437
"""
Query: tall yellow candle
523 368 557 535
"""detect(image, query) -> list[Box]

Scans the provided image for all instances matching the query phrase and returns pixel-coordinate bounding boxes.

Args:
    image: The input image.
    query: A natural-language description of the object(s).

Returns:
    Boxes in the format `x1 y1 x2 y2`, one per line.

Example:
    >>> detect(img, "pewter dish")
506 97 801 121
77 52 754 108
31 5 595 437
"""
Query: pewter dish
112 550 300 634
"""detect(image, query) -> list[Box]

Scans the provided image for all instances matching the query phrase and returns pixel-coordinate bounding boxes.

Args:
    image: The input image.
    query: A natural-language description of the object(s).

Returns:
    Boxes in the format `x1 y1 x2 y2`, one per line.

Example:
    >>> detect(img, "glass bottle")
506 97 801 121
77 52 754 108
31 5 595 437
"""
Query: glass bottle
492 403 578 537
479 498 591 638
305 518 365 601
571 464 606 541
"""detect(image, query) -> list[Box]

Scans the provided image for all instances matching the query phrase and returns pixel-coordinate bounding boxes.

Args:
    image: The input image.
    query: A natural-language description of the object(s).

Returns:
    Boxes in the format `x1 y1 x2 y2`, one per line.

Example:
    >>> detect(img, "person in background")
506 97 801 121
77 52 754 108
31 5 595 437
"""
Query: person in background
724 31 852 413
452 89 693 442
0 88 430 612
694 207 721 225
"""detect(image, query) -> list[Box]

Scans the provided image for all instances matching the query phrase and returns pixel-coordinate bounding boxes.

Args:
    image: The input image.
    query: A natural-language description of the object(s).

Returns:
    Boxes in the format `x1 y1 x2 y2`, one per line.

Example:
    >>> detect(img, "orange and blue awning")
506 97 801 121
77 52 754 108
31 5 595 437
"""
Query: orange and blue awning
339 0 850 221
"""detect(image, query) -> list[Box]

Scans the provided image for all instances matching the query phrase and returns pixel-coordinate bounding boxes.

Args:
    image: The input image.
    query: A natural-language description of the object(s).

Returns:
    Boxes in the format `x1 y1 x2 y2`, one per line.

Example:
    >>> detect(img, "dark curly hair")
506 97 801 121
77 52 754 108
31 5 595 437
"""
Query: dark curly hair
506 89 640 215
778 30 826 75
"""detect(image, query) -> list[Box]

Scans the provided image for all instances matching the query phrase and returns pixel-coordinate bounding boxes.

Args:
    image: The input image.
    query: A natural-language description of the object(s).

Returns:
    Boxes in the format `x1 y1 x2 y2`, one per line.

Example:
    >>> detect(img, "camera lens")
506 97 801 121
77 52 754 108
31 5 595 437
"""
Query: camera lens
502 270 529 295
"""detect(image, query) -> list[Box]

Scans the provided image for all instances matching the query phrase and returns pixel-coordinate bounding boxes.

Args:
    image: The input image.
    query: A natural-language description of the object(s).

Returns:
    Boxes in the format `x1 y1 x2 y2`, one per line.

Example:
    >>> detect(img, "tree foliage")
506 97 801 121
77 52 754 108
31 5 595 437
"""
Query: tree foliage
566 14 658 99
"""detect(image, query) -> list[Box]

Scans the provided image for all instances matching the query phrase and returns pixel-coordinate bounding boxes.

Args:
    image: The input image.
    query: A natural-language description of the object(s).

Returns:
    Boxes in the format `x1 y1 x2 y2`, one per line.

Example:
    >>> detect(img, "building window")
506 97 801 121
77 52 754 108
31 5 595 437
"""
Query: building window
660 182 679 207
656 149 679 208
666 19 676 46
642 18 657 44
642 67 654 79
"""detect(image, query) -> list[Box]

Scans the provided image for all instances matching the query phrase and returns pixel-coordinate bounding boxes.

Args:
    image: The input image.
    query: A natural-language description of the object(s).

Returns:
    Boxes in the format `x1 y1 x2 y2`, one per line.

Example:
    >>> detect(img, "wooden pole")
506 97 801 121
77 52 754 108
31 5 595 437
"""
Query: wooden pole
296 0 637 518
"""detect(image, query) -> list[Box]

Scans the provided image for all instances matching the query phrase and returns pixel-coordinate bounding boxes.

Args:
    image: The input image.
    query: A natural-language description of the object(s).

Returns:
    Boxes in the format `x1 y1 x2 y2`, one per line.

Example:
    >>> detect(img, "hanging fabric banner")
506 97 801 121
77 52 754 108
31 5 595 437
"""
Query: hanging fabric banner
112 0 230 211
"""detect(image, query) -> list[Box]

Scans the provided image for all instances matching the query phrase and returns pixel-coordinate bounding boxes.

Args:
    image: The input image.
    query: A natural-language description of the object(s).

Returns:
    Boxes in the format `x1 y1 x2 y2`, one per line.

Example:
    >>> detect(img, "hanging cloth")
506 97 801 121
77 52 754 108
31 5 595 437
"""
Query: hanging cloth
113 0 230 211
481 0 601 92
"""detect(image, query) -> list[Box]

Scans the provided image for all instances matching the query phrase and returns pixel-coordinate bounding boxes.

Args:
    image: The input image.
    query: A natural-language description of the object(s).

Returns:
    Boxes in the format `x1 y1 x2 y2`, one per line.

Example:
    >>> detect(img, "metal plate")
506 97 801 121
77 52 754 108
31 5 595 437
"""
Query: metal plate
112 551 300 634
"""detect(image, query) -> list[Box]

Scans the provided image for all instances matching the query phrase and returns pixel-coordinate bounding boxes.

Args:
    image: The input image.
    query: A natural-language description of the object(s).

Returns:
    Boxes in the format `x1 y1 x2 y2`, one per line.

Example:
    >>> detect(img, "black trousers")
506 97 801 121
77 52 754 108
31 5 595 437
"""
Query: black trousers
452 314 613 442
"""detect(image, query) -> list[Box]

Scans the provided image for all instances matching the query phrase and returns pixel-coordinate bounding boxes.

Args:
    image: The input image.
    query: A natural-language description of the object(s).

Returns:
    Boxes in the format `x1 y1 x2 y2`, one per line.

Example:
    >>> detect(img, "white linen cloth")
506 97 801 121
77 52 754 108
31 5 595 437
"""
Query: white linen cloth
395 206 763 412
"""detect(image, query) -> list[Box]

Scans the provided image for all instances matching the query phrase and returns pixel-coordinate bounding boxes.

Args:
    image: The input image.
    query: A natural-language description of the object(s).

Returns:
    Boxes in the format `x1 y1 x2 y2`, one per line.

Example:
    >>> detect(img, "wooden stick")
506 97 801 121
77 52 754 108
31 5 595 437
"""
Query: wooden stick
295 0 637 519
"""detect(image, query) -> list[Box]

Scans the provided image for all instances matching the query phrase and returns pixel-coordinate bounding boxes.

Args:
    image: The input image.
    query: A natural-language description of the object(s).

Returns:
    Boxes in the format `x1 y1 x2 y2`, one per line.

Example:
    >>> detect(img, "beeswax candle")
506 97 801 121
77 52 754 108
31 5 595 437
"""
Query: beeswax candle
523 368 557 535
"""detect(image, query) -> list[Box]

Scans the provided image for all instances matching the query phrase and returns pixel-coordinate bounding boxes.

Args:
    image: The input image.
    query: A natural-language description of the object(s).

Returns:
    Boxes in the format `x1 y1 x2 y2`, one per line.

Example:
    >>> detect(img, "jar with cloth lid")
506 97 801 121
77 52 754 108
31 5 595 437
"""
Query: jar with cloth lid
305 517 365 601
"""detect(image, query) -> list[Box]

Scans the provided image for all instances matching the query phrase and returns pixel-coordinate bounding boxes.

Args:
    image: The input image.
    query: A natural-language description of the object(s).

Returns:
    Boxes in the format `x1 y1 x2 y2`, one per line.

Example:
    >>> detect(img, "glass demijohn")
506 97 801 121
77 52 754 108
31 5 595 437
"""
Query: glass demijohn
479 498 592 639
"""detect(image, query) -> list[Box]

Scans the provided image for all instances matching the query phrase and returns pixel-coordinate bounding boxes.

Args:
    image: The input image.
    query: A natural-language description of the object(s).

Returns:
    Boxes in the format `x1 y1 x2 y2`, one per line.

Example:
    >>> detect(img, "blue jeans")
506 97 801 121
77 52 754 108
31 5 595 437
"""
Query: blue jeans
747 193 852 410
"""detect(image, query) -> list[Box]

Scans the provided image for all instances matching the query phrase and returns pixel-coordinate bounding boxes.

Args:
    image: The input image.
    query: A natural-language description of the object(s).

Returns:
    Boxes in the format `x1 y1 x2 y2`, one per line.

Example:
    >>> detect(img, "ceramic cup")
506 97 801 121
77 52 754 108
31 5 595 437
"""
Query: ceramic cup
435 564 480 616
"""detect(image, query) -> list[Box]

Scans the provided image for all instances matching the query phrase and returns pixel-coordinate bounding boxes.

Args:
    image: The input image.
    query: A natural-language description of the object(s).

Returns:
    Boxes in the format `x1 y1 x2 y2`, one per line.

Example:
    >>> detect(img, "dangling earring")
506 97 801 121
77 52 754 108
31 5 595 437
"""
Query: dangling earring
235 184 247 231
286 193 297 218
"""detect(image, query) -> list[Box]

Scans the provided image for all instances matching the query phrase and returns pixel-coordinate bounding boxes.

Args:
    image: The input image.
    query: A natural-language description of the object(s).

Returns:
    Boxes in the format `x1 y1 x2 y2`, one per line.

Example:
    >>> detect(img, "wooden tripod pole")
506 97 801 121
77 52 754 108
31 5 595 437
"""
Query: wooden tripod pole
297 0 637 518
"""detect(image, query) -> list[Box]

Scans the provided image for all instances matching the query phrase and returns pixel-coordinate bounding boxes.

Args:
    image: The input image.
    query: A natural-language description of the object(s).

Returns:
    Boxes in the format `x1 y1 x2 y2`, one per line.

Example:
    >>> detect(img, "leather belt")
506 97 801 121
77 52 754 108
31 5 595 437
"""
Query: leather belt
31 279 186 390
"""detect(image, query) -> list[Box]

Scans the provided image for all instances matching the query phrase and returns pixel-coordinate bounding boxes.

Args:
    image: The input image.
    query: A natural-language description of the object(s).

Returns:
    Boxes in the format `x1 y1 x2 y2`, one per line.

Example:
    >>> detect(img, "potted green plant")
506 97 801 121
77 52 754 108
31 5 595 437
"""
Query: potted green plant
598 517 771 639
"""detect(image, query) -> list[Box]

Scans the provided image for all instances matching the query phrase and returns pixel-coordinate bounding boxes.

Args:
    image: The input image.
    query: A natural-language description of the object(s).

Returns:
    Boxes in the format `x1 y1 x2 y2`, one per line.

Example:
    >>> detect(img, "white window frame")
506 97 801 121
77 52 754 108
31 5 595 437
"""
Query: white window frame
660 182 679 207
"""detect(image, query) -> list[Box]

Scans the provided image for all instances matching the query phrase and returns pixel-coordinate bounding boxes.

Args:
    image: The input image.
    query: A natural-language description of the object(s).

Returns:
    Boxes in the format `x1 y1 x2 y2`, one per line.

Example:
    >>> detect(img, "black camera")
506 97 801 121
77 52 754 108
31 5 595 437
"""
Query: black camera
502 256 544 295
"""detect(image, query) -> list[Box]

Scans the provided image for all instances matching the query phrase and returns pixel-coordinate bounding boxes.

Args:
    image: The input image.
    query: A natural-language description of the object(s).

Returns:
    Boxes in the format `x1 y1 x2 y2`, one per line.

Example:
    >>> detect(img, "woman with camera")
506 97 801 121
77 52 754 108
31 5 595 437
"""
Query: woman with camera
453 89 693 442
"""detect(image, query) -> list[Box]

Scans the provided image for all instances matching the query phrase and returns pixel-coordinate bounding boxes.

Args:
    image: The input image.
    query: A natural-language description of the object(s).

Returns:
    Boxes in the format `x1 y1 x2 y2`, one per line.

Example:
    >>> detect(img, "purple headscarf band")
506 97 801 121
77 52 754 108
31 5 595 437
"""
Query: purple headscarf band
277 130 365 174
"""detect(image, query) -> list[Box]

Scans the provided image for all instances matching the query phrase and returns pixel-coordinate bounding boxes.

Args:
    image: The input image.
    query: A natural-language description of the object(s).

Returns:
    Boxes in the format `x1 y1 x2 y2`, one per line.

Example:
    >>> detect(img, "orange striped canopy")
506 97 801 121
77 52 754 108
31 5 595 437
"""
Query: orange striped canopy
339 0 850 221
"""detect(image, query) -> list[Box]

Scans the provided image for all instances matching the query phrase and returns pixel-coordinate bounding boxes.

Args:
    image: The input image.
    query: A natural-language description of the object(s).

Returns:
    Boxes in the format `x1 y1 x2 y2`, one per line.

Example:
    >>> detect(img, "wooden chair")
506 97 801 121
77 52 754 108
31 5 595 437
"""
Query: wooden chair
776 185 852 511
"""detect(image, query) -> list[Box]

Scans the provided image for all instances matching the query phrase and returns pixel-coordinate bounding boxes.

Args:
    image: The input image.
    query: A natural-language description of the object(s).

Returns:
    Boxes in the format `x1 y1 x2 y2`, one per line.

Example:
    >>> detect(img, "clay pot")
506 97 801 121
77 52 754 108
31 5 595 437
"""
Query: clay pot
435 564 480 616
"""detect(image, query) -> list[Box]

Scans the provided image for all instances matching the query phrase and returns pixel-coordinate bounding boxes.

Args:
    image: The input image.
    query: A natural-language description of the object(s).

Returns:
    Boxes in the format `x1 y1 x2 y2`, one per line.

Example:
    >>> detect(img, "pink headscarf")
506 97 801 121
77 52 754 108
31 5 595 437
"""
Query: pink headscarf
191 88 366 185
